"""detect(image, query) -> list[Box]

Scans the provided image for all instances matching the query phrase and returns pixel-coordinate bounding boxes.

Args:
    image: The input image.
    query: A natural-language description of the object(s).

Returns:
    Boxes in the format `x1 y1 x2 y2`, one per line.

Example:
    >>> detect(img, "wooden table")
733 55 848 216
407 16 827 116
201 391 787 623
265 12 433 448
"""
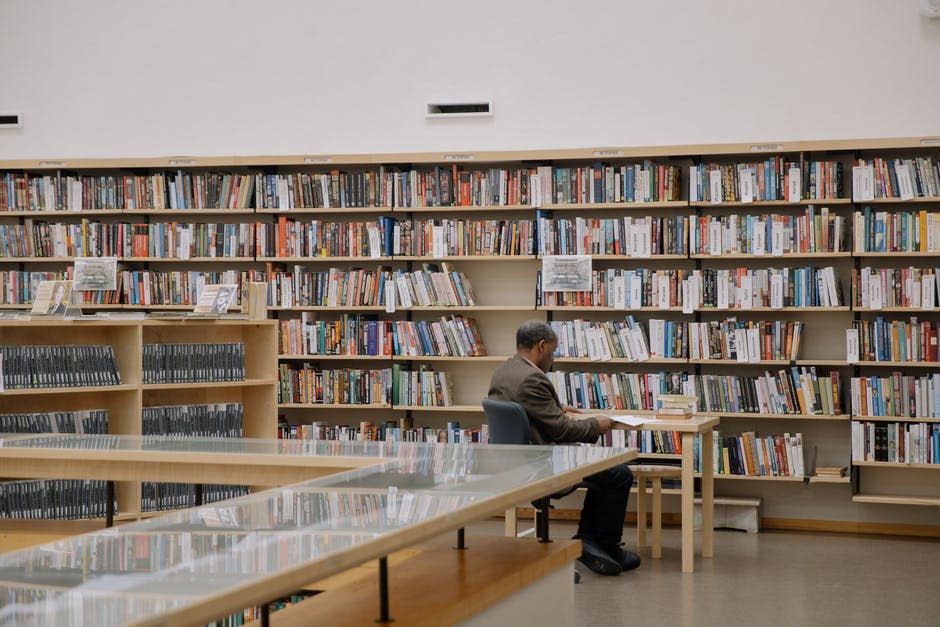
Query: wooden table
617 414 720 573
0 435 637 626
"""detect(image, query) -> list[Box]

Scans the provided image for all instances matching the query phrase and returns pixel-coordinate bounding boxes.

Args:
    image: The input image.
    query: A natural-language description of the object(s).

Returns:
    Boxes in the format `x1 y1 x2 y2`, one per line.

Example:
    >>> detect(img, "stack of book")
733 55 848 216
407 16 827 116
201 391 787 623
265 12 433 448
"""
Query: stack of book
656 394 696 419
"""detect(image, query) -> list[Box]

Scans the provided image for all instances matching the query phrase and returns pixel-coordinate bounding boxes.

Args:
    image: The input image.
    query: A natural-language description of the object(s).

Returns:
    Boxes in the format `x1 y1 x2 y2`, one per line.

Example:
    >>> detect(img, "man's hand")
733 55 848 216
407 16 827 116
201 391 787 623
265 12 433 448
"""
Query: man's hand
595 415 614 434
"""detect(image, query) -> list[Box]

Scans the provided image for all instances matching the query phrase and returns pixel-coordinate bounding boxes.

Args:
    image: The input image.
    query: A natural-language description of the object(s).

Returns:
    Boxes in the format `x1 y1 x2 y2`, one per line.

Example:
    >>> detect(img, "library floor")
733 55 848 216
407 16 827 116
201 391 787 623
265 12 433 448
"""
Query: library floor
469 519 940 627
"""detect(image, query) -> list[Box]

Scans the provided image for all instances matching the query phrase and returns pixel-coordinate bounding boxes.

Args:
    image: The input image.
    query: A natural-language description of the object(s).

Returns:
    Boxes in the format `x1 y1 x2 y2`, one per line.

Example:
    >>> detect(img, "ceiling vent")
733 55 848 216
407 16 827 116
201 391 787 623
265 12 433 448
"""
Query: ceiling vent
0 113 22 128
426 100 493 118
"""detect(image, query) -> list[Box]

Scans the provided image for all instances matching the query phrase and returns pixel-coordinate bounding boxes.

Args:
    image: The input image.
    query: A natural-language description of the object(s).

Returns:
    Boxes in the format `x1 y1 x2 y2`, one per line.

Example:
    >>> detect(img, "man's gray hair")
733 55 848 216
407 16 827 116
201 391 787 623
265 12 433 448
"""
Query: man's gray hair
516 320 557 348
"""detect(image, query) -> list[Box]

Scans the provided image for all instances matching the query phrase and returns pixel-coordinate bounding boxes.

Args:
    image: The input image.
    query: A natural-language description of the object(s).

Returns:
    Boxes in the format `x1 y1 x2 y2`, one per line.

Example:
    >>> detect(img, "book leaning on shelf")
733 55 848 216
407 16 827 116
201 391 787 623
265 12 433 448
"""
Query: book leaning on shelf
689 207 846 255
852 421 939 464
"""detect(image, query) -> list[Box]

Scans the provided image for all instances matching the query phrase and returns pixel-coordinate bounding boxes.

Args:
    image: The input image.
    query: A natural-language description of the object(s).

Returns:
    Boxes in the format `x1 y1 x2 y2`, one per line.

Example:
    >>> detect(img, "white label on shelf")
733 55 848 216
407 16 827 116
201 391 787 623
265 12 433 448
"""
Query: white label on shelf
869 278 882 310
169 158 197 166
920 138 940 146
717 275 729 309
39 161 66 168
740 275 753 309
682 279 693 314
613 276 626 309
178 229 192 260
385 281 396 313
709 170 722 204
749 144 783 152
896 163 915 201
753 221 766 255
368 227 382 259
747 327 761 363
639 223 652 258
432 226 445 258
593 149 624 157
658 275 670 310
708 222 722 255
787 167 801 202
734 328 748 362
853 165 875 202
923 275 936 310
738 165 754 204
771 222 784 256
629 275 642 309
444 153 475 161
304 156 333 164
770 274 783 309
396 276 413 308
846 328 860 364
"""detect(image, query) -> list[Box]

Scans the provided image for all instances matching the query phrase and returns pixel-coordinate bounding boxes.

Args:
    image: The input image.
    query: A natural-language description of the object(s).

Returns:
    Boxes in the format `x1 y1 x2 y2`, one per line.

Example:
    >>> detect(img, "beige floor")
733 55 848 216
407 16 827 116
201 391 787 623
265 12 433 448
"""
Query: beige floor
468 519 940 627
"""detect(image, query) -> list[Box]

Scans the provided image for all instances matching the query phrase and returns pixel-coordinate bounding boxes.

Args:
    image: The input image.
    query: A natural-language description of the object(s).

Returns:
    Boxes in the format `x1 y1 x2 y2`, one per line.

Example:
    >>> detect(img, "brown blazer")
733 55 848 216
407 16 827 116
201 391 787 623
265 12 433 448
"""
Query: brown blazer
487 354 601 445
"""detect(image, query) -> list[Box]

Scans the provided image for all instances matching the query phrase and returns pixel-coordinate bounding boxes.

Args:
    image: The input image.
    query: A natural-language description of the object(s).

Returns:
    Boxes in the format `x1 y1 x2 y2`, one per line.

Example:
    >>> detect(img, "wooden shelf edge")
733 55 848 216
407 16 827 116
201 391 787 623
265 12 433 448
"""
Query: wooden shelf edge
852 494 940 506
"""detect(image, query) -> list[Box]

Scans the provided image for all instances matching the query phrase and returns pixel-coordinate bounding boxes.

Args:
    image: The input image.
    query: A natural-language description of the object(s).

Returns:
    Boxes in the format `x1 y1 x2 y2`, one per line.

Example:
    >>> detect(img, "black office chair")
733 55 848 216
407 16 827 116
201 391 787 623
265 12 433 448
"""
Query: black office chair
482 398 592 541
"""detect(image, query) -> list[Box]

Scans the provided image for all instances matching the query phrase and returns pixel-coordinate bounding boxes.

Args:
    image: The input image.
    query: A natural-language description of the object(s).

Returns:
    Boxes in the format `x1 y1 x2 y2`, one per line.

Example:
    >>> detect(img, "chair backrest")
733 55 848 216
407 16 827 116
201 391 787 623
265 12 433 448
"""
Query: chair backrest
482 398 531 445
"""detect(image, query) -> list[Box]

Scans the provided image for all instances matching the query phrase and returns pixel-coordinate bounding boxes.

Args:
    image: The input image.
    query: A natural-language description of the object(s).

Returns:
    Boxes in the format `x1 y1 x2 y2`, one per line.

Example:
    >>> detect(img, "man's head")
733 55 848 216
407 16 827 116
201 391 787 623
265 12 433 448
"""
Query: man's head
516 320 557 372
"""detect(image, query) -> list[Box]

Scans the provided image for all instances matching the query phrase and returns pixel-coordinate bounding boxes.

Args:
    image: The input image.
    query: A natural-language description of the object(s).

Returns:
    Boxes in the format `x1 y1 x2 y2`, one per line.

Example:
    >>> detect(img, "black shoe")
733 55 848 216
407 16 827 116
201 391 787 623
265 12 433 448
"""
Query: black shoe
577 538 622 576
603 544 642 572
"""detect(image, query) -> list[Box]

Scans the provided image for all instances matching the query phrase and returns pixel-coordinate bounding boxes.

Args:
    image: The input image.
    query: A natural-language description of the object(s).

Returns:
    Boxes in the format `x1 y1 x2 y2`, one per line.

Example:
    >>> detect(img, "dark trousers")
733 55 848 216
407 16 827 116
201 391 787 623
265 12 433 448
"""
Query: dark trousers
575 462 633 549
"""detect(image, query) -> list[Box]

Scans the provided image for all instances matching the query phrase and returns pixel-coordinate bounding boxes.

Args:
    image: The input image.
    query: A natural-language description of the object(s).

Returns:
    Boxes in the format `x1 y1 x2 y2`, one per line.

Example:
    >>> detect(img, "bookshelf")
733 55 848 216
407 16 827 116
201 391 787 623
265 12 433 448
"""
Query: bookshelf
0 319 277 521
3 137 940 529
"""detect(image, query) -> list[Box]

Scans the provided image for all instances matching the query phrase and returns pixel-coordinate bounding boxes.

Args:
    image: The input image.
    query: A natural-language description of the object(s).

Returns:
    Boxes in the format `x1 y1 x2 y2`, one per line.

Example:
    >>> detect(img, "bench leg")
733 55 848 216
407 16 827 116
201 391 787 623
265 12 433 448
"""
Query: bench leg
652 477 663 559
636 474 647 548
504 507 517 537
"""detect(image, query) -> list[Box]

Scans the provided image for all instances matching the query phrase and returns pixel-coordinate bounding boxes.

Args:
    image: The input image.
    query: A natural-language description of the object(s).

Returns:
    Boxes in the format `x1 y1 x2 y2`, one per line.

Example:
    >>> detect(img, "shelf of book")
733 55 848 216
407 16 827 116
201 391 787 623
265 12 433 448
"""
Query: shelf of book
636 452 682 460
690 252 852 259
269 305 534 312
394 355 507 362
129 208 256 216
537 306 685 312
852 494 940 506
142 378 277 391
689 199 853 207
400 204 534 213
584 254 689 261
713 474 807 482
394 404 483 413
857 197 940 205
392 255 538 262
0 209 127 217
553 357 687 365
0 383 138 396
255 207 394 215
539 201 688 211
855 361 940 368
853 251 940 258
852 461 940 469
852 415 940 423
698 306 852 313
714 412 848 421
120 257 256 263
278 354 391 360
257 256 394 263
278 403 392 410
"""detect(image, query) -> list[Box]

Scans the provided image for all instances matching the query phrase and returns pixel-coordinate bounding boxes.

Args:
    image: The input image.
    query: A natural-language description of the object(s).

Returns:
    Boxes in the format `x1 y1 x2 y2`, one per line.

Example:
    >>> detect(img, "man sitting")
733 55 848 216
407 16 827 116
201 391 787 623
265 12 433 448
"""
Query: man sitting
487 320 640 576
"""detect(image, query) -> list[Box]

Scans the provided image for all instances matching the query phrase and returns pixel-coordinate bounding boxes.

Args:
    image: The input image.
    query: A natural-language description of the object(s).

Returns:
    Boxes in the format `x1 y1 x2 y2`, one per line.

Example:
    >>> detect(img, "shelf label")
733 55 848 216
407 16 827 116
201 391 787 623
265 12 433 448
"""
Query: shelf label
38 161 66 168
717 274 729 309
738 165 754 203
613 276 626 309
787 167 801 202
708 170 722 204
923 275 936 310
682 279 693 314
629 274 642 309
770 274 783 309
740 275 753 309
658 275 670 309
771 222 784 256
920 138 940 146
735 328 749 362
869 278 882 310
895 163 915 201
396 276 413 308
304 156 333 164
708 221 722 256
852 165 875 202
444 153 475 161
748 143 783 152
752 221 766 256
592 149 624 158
178 229 192 260
368 227 382 259
846 329 860 364
169 158 197 166
638 223 652 258
432 226 445 258
747 327 760 363
385 281 396 313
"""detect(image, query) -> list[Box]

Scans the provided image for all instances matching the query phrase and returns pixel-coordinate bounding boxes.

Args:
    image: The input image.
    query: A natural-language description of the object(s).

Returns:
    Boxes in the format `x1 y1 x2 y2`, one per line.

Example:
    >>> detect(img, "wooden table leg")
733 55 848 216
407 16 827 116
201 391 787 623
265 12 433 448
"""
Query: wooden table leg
681 432 695 573
702 429 714 559
504 507 517 537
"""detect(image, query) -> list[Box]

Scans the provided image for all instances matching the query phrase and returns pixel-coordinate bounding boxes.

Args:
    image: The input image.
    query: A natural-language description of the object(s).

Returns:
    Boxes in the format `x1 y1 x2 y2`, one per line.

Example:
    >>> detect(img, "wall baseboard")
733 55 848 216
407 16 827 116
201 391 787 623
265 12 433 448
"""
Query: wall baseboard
511 509 940 538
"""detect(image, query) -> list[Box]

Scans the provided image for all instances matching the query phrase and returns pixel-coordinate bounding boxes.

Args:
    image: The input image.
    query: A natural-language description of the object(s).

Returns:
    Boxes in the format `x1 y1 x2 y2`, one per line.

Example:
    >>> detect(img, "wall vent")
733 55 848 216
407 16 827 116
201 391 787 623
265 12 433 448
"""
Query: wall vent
426 100 492 118
0 113 21 128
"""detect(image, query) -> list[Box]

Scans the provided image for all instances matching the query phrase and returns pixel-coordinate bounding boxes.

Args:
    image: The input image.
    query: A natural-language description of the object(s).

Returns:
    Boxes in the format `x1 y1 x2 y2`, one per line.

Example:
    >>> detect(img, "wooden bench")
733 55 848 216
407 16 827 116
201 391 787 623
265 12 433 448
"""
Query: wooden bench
634 464 683 558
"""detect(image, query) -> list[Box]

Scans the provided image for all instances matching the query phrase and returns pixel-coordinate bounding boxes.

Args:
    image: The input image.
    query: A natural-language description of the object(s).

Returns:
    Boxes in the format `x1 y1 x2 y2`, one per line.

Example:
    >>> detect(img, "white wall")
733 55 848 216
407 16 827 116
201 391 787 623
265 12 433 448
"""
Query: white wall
1 0 939 159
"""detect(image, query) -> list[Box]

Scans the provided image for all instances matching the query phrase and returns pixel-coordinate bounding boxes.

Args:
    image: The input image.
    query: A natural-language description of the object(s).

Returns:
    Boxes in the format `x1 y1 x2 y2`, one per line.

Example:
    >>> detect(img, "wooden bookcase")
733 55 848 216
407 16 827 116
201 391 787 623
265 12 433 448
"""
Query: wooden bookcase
1 135 939 529
0 318 277 520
